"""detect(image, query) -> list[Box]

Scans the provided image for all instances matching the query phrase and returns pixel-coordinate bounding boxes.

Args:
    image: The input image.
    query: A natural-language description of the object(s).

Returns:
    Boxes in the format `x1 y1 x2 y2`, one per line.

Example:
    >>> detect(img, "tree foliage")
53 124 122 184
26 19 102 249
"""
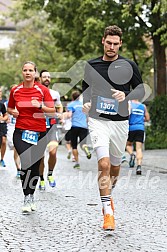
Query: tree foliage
121 0 167 95
1 0 166 95
12 0 166 94
11 0 149 60
1 7 75 90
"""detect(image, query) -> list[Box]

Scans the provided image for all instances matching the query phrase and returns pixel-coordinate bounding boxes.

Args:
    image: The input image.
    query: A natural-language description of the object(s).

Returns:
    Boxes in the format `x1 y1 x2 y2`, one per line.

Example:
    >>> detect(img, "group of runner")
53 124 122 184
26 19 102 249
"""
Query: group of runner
0 24 150 232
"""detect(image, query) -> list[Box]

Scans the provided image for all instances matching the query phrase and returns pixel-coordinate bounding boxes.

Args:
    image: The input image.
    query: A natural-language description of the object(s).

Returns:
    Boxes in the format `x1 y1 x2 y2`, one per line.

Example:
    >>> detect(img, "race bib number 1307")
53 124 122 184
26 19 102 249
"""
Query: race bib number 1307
96 96 118 115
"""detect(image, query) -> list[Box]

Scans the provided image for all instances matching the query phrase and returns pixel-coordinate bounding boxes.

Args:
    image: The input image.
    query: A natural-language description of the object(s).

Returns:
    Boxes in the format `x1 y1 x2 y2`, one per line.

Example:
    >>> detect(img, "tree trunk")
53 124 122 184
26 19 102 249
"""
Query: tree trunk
153 35 167 95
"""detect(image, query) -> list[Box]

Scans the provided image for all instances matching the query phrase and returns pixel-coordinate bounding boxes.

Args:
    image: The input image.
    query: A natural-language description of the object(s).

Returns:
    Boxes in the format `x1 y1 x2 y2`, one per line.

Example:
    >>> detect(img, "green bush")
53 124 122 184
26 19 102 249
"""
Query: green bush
145 127 167 149
149 95 167 132
145 95 167 149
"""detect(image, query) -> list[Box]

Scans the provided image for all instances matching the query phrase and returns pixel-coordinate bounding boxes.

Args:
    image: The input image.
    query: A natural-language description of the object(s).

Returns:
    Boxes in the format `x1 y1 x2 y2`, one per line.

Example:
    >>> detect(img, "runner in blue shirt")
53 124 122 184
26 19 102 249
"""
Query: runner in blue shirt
126 99 150 174
61 90 91 169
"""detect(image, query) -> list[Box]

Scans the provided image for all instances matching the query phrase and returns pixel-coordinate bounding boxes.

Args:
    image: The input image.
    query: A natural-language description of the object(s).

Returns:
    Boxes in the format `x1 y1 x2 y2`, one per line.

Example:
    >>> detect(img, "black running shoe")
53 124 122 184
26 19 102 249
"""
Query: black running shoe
129 154 136 168
136 165 142 175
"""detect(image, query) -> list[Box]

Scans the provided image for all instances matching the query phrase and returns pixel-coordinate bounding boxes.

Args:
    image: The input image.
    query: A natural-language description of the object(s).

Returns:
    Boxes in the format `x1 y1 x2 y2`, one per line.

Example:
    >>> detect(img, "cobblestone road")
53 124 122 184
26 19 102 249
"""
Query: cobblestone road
0 145 167 252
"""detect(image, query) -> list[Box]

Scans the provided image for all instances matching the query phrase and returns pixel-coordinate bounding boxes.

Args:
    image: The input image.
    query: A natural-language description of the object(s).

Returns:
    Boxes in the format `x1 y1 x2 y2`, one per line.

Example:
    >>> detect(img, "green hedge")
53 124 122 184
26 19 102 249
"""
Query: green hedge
145 127 167 149
145 95 167 149
149 95 167 132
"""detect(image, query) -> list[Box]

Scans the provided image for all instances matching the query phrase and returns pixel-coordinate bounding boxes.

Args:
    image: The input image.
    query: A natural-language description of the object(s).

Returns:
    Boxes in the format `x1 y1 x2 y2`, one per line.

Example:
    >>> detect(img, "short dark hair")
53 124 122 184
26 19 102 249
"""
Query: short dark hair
40 69 49 77
71 90 80 100
104 25 122 39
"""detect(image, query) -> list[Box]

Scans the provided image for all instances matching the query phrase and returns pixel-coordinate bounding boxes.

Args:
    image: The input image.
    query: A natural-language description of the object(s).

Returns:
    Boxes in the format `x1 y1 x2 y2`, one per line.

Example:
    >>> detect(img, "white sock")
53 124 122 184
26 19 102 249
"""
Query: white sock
101 195 113 215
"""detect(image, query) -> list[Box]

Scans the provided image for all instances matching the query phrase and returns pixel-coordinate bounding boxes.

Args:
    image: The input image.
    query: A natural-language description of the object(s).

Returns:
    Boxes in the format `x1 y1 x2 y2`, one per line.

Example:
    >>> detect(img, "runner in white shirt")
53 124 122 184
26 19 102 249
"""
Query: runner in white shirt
39 70 63 190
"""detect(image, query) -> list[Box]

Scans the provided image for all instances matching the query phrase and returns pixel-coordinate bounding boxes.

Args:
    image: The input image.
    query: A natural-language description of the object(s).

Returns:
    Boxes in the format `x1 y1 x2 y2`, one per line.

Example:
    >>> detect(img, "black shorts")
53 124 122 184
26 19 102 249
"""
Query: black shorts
65 129 72 142
0 123 7 137
70 127 89 149
127 130 145 143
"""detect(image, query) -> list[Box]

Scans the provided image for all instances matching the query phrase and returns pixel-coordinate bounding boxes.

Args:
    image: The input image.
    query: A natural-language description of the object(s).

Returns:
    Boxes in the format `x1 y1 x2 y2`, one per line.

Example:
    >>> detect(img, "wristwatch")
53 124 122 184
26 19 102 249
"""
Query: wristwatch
39 104 42 109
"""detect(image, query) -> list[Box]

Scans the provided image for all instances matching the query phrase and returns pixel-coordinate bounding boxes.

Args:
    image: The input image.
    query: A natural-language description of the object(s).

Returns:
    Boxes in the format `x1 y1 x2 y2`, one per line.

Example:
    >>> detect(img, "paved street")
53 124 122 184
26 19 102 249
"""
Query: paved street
0 145 167 252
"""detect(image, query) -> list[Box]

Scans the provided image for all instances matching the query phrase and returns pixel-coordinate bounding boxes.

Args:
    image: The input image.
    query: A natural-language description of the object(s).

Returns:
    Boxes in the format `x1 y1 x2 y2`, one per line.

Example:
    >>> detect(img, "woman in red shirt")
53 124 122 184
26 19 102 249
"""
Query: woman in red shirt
8 61 55 214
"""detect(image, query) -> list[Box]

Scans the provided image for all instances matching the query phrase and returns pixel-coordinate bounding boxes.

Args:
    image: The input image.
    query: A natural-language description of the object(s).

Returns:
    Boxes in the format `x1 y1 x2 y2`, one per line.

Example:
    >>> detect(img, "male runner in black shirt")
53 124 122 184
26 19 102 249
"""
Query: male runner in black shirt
82 25 144 231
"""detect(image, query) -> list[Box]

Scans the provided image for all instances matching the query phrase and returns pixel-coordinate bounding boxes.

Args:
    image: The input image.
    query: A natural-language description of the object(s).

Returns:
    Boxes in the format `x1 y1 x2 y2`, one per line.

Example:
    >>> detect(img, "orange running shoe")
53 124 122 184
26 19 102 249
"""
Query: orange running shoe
102 198 115 215
103 214 115 231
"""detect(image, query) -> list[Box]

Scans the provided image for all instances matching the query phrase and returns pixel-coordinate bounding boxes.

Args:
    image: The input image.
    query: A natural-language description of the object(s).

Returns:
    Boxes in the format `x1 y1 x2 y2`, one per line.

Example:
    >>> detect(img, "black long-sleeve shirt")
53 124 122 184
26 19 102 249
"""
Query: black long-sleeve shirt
82 55 144 121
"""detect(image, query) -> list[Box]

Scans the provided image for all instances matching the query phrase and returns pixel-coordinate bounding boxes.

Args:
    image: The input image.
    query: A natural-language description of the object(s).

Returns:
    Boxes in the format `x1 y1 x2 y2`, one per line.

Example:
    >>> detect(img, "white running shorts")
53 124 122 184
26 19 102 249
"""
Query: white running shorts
88 117 128 160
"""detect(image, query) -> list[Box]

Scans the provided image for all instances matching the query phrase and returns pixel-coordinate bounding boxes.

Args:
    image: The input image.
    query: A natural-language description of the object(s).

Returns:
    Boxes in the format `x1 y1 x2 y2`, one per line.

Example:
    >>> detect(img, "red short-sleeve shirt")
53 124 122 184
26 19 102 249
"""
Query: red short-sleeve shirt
8 82 54 132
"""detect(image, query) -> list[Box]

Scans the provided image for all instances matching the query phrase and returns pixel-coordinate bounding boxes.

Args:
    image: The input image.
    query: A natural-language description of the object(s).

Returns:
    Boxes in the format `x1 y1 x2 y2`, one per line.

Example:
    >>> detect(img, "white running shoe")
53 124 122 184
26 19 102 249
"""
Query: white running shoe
22 196 31 214
30 195 37 211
